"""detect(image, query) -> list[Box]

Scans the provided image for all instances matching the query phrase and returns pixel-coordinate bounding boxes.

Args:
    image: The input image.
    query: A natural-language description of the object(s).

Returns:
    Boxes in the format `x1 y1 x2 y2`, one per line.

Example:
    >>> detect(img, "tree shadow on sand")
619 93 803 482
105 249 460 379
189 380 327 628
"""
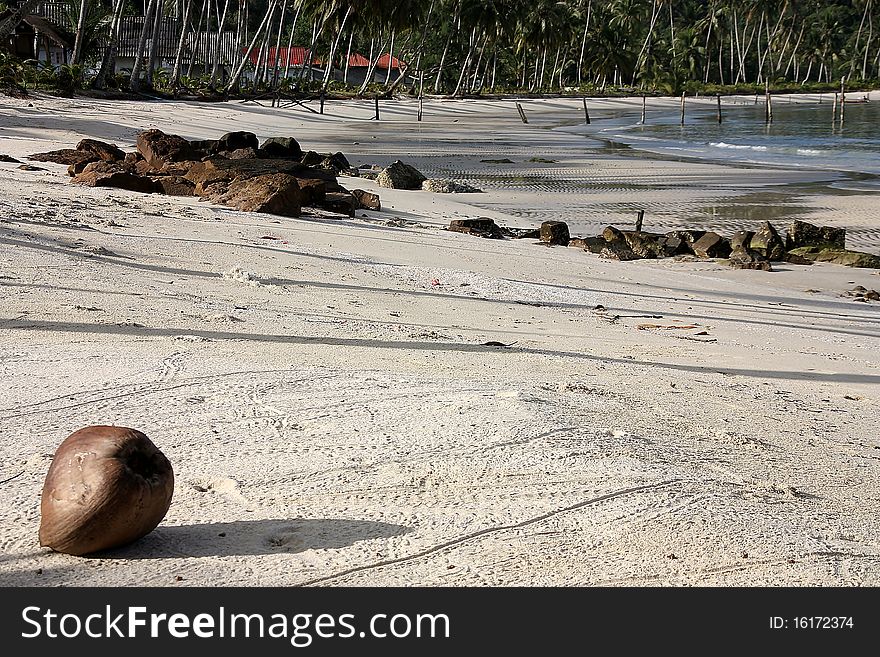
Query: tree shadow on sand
92 518 411 559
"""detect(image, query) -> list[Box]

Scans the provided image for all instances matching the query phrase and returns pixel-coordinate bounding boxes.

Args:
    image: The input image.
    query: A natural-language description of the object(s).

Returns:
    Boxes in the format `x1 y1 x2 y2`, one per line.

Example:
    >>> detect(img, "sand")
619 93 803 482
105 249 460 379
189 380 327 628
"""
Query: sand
1 93 879 587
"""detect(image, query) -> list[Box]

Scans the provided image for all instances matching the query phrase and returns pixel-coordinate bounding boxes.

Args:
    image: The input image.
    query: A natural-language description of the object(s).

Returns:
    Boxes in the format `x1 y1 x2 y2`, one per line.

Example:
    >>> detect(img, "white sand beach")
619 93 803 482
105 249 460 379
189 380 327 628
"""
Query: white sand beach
1 93 879 586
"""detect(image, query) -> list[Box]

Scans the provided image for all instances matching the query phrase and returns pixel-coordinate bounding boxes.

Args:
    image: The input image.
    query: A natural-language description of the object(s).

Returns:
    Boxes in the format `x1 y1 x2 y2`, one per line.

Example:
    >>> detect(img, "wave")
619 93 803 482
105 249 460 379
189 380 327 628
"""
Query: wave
709 142 768 152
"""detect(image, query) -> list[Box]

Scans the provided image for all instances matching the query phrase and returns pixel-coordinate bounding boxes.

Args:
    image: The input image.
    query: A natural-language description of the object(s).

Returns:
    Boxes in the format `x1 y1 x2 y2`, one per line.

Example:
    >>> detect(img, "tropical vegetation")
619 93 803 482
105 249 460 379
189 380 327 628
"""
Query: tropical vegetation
1 0 879 97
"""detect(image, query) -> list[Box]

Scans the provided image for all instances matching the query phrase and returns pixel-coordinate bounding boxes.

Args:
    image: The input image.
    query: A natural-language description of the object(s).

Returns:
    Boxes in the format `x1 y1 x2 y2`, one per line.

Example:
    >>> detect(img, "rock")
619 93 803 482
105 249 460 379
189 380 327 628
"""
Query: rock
786 220 846 250
18 164 45 171
76 138 125 162
729 230 755 251
322 191 357 216
295 178 331 205
664 230 706 255
0 154 21 163
657 235 686 256
220 147 259 160
261 137 303 159
784 251 815 265
136 129 197 168
787 246 880 269
511 228 541 239
750 221 786 260
67 160 92 177
321 152 351 173
540 221 570 246
623 231 666 259
481 158 515 164
188 139 219 156
727 247 773 271
376 160 427 190
216 131 259 153
601 226 626 243
154 176 196 197
599 242 640 261
300 151 324 167
28 148 98 166
352 189 381 211
865 290 880 301
691 232 732 258
214 173 302 217
448 218 504 239
124 152 144 165
572 236 608 254
38 426 174 556
421 179 483 193
72 161 160 193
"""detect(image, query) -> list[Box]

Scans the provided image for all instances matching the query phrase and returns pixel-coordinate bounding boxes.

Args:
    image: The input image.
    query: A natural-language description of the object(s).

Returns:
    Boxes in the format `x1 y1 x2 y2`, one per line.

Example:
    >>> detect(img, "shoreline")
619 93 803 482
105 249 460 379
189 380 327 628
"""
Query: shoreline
1 94 879 586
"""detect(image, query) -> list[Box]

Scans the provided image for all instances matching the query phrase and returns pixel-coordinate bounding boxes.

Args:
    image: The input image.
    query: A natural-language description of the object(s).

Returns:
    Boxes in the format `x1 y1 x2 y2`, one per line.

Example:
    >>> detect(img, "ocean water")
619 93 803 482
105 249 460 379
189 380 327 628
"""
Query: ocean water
591 97 880 190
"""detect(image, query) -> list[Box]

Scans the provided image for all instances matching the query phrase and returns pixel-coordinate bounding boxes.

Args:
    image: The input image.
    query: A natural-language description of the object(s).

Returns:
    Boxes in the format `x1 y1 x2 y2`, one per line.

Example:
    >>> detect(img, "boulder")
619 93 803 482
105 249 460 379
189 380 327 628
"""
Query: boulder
213 173 302 217
622 231 665 259
577 236 609 254
601 225 626 243
750 221 786 260
321 152 351 173
657 235 687 256
216 131 259 153
787 246 880 269
352 189 381 211
0 154 21 163
124 152 144 165
729 230 755 251
76 138 125 162
188 139 219 156
376 160 427 190
300 151 324 167
421 179 483 193
786 220 846 250
28 149 98 167
512 228 541 240
322 192 358 217
72 161 160 193
727 247 773 271
261 137 303 159
67 159 93 177
448 218 504 239
220 147 259 160
136 129 197 168
599 242 640 261
154 176 196 197
691 232 732 258
540 221 570 246
664 230 706 255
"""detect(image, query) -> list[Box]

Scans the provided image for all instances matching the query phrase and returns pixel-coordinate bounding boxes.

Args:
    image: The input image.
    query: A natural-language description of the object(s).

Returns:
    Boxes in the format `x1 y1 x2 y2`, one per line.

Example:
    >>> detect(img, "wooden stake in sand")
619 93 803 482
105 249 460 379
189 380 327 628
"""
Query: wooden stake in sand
765 81 773 124
680 92 686 125
716 94 722 124
319 90 325 115
582 97 591 124
418 71 424 122
635 209 645 232
840 78 846 125
516 102 528 124
833 92 838 121
374 94 380 120
641 95 647 124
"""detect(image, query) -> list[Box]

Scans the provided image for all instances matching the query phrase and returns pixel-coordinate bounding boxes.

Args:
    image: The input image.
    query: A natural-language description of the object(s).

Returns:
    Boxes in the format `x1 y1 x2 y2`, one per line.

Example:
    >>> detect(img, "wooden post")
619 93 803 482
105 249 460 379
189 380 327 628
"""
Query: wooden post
516 102 528 123
319 90 325 114
840 77 846 125
641 95 646 123
716 94 722 123
680 92 686 125
582 97 591 124
635 209 644 232
765 81 772 123
833 92 838 122
418 71 424 122
374 94 380 120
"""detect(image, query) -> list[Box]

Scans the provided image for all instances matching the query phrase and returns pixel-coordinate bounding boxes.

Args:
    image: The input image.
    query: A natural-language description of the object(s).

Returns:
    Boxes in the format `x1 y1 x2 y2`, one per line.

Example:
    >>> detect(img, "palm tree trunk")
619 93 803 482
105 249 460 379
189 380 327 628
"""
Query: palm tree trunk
227 0 278 91
343 31 354 84
384 30 396 85
92 0 128 89
129 0 157 91
578 0 592 84
171 0 195 89
270 0 289 87
187 0 208 78
145 0 165 87
71 0 89 66
284 1 303 79
322 4 351 90
211 0 231 84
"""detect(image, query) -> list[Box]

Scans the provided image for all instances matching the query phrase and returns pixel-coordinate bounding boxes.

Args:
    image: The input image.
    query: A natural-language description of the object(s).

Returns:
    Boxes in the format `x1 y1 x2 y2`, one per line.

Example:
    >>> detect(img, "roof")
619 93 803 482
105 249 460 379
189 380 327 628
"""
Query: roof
22 15 73 48
247 47 322 68
347 53 406 69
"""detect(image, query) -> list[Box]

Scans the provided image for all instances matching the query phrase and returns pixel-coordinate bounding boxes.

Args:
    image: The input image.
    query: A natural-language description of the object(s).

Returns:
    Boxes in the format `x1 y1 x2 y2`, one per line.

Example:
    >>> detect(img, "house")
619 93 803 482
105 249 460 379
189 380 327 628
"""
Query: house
244 46 323 81
0 8 72 66
341 52 407 86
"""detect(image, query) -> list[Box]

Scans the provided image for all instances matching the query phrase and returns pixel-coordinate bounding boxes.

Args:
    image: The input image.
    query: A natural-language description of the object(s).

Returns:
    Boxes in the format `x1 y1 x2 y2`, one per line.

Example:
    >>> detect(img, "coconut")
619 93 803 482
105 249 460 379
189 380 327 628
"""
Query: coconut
39 426 174 556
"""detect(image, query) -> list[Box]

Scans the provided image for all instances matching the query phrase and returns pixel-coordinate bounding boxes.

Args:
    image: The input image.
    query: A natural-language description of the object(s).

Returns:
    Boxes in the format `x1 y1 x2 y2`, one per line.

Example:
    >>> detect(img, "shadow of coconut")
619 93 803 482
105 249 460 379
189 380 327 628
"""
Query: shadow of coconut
88 518 411 559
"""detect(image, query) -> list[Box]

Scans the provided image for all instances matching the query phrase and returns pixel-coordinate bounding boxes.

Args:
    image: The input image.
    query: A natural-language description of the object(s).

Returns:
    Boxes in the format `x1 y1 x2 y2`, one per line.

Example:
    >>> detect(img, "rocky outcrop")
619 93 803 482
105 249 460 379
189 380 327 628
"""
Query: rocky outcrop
76 139 125 163
136 129 197 167
692 232 732 258
750 221 786 260
72 161 160 193
29 148 97 166
786 220 846 250
600 242 640 261
787 247 880 268
261 137 303 159
448 218 505 239
213 173 302 216
540 221 570 245
727 247 773 271
352 189 381 211
377 160 427 190
422 179 483 194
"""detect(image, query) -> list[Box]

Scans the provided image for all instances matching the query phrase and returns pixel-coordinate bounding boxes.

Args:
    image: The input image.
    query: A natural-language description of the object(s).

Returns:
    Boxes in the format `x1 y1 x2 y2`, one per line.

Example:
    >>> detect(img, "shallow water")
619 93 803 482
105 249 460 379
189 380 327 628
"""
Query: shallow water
594 98 880 186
